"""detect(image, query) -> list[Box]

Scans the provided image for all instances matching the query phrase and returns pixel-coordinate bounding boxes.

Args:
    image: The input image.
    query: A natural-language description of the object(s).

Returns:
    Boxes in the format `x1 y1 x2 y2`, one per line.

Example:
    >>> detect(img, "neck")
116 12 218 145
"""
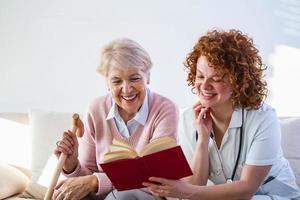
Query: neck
210 103 234 134
211 107 233 123
118 109 135 124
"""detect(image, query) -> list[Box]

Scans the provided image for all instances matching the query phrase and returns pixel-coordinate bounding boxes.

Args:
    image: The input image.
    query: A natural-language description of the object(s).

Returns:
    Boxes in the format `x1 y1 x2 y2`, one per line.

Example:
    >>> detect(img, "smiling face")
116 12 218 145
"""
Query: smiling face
195 56 233 109
107 66 149 121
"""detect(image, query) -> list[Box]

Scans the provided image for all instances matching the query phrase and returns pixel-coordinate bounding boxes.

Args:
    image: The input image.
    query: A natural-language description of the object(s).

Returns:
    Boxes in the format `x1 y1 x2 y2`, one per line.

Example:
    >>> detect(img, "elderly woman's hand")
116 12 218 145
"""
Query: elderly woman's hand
53 175 98 200
54 130 79 173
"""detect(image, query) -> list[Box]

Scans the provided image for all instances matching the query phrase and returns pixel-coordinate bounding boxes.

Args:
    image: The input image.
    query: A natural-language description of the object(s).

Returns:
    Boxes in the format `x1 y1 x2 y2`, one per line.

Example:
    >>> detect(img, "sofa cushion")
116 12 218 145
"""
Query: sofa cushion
280 117 300 187
0 164 29 199
29 110 75 183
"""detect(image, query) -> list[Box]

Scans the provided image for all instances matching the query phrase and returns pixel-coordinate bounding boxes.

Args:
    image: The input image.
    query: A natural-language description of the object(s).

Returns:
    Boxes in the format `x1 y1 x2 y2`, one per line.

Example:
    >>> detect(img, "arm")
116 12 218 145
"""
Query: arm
189 102 211 185
189 165 271 200
144 164 271 200
189 138 209 185
63 111 113 195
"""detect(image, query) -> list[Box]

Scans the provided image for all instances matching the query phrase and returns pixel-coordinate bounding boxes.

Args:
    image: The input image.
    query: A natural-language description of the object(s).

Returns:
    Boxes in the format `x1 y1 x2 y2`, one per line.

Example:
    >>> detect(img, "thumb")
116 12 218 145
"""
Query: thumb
75 117 84 137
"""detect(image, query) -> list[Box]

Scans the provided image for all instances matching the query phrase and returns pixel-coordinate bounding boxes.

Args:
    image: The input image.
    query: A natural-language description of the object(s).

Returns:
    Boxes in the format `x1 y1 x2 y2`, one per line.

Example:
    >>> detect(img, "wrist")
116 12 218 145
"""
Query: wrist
63 158 78 174
196 136 209 147
88 175 99 193
186 184 202 200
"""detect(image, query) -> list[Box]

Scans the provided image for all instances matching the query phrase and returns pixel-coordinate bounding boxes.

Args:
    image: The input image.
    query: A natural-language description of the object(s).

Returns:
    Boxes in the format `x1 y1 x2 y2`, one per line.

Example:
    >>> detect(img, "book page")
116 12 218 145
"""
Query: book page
139 136 177 157
103 139 138 163
103 150 138 163
103 136 177 162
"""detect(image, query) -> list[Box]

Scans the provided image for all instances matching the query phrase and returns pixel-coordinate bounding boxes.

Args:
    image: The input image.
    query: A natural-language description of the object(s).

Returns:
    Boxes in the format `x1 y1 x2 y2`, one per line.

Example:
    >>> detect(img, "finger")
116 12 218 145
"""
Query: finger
58 132 76 154
56 142 73 155
55 179 66 189
52 189 59 200
193 104 202 115
200 106 212 120
64 131 76 145
192 101 202 110
142 181 164 191
54 189 65 200
195 107 206 123
151 186 167 197
68 130 79 147
204 107 212 120
55 192 65 200
142 182 151 187
193 103 202 120
149 177 169 185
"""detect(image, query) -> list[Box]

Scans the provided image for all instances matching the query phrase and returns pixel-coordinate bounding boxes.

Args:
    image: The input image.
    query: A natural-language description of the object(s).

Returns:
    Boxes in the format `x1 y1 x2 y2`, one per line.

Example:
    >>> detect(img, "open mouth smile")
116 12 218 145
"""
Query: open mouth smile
121 94 137 101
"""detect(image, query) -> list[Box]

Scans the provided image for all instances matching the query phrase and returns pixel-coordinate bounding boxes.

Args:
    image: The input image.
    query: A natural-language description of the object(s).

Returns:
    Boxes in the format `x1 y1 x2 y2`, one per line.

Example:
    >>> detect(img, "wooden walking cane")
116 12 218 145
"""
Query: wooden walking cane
44 113 83 200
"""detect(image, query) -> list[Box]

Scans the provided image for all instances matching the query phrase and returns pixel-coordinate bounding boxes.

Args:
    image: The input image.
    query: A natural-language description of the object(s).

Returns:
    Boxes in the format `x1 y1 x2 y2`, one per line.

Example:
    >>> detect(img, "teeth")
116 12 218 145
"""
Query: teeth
122 95 136 101
202 92 215 97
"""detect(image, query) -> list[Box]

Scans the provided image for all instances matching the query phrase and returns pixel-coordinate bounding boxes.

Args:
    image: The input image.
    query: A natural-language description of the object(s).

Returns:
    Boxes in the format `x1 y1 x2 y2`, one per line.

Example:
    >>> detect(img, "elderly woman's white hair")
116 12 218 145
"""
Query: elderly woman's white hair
97 38 153 78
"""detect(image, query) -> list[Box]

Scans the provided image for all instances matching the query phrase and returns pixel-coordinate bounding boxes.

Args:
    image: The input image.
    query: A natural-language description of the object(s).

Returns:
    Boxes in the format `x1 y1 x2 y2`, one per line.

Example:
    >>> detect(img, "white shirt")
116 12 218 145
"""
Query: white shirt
106 90 149 138
179 103 300 197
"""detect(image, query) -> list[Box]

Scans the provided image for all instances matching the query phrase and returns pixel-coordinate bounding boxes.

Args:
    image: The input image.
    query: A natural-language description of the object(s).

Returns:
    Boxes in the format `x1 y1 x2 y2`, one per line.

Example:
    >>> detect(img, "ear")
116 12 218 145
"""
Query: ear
106 79 110 91
146 72 150 84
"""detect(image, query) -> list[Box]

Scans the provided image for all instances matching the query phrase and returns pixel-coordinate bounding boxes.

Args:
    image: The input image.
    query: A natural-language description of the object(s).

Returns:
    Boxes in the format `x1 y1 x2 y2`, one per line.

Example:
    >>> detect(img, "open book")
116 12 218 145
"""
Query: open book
100 136 193 191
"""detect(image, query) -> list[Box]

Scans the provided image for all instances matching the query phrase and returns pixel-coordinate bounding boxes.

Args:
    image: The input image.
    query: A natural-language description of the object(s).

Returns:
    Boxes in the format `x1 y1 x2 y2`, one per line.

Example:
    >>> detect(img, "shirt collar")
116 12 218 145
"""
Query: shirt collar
228 107 244 129
106 89 149 126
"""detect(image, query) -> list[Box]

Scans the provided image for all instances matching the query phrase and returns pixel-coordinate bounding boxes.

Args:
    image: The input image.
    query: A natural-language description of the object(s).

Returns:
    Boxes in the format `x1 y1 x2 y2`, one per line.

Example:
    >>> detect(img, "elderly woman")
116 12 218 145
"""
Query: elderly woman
53 38 178 200
143 29 300 199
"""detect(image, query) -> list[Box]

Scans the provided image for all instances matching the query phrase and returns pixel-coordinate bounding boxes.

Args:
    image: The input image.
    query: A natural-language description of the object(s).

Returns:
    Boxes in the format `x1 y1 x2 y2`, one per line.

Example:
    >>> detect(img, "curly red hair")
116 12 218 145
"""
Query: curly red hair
184 29 267 110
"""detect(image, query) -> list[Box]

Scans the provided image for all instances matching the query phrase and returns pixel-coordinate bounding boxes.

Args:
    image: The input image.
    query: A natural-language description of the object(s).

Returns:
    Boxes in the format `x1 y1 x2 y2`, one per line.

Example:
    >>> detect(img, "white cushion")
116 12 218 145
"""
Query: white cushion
0 117 30 168
29 110 74 183
280 117 300 187
0 163 29 199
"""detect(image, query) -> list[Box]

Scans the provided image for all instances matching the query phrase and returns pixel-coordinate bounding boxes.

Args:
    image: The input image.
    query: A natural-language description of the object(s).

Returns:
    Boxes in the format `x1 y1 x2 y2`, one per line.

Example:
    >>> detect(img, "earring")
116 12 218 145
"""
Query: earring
191 86 197 95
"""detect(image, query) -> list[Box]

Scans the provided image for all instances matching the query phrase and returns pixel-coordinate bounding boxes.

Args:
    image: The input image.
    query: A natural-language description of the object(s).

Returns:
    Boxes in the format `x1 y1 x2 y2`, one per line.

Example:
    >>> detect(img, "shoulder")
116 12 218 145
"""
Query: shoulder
244 103 280 138
246 103 278 123
180 107 194 120
86 94 111 116
148 90 178 111
179 107 196 135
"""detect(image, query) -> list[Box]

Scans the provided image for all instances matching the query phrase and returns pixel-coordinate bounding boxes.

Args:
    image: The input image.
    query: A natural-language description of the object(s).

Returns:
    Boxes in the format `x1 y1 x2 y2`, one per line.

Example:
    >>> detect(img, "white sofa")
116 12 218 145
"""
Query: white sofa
0 111 299 199
0 111 77 200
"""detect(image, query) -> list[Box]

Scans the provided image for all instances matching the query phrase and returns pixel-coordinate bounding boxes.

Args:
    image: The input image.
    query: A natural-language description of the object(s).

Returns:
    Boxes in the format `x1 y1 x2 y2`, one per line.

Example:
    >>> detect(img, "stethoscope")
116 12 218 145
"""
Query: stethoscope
195 108 244 182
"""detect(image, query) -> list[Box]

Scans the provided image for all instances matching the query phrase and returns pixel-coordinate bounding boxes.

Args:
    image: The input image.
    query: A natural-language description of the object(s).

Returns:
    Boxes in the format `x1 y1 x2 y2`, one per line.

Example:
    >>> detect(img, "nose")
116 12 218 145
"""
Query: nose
122 81 133 93
199 78 212 91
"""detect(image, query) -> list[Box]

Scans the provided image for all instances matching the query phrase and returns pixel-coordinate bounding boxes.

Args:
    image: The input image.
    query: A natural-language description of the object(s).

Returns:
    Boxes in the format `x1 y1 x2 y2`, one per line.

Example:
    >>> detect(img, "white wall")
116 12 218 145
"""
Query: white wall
1 0 300 116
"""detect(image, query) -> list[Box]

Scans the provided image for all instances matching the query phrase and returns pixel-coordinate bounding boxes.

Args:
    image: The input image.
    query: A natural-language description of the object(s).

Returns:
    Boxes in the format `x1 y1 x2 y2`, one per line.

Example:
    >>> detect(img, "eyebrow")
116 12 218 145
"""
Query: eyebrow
196 69 223 77
110 73 142 79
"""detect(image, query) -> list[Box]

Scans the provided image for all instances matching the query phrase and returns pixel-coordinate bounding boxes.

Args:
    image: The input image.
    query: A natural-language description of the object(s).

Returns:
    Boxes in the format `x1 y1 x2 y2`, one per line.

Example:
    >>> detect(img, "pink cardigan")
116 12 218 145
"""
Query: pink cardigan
65 90 179 196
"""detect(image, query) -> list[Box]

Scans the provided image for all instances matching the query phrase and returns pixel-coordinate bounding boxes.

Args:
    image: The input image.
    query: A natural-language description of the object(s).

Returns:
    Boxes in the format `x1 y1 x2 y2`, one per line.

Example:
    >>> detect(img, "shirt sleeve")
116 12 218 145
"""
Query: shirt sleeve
178 107 196 163
245 108 282 165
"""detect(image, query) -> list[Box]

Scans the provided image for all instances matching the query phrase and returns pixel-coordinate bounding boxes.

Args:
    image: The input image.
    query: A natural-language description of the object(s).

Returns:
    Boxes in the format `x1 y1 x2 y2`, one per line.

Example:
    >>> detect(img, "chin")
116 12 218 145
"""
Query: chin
199 100 211 107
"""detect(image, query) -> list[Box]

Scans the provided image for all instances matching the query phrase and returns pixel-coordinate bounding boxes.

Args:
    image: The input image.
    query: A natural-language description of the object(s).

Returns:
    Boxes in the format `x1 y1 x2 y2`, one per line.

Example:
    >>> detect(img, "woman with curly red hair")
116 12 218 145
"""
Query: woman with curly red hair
143 29 300 199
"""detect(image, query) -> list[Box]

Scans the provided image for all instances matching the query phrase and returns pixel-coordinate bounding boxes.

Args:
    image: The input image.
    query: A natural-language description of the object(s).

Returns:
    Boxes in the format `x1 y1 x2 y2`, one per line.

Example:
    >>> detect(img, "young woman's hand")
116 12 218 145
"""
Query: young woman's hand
193 101 213 142
143 177 195 199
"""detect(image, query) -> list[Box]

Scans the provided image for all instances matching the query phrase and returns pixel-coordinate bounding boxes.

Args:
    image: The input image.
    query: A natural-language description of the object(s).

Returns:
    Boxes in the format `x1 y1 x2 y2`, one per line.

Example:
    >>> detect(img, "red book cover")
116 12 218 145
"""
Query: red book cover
100 146 193 191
